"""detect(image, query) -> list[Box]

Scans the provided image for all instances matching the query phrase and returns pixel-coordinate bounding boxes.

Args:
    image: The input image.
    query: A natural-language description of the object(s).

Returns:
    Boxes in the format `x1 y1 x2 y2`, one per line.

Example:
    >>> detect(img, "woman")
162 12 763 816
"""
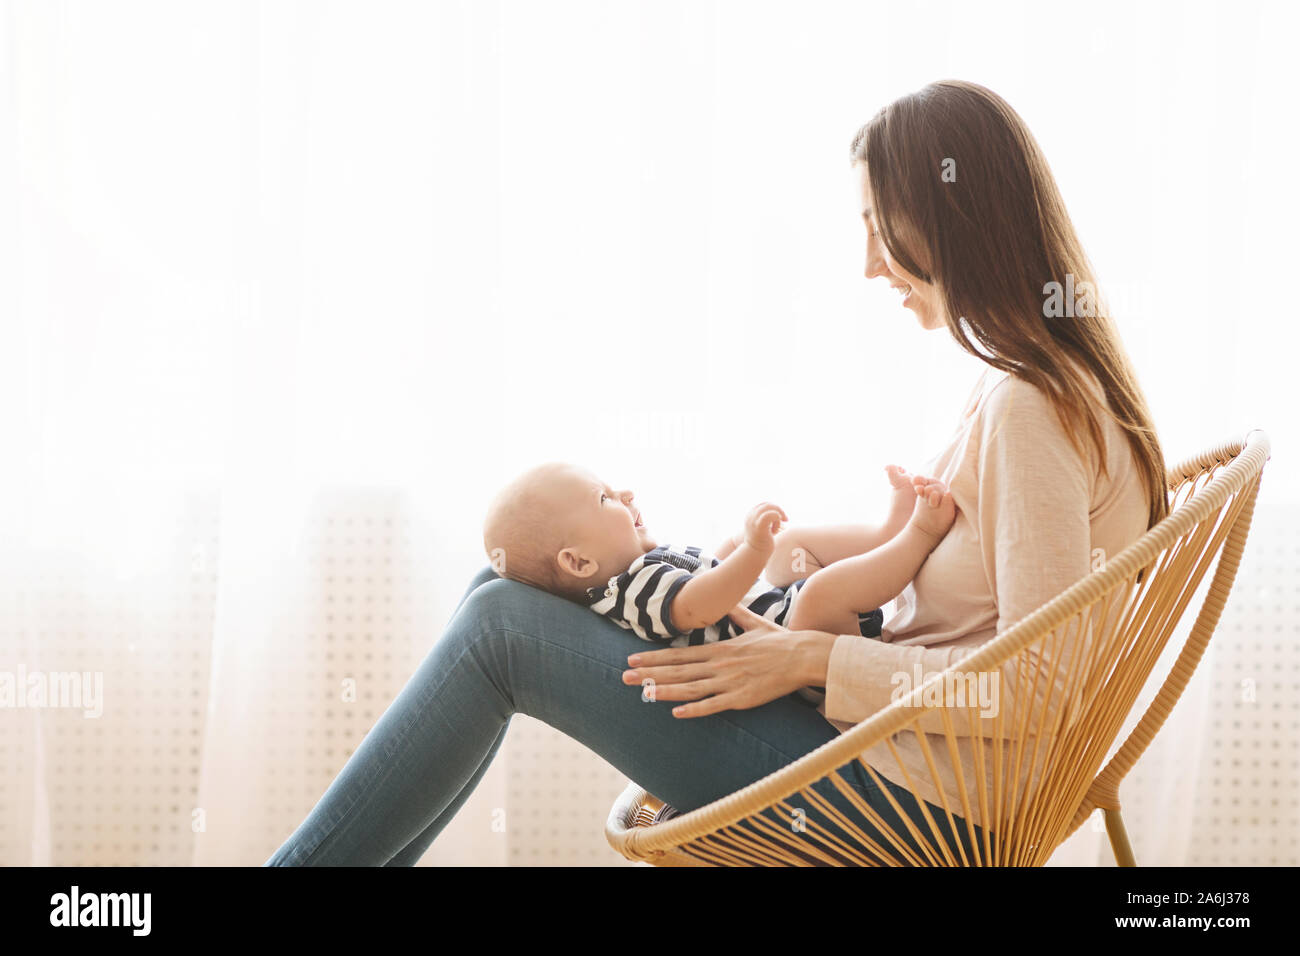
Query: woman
266 80 1166 866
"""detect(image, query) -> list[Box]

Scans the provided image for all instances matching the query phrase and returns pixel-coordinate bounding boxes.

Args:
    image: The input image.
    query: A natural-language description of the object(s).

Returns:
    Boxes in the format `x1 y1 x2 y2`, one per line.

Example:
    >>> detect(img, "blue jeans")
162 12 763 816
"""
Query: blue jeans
265 567 978 865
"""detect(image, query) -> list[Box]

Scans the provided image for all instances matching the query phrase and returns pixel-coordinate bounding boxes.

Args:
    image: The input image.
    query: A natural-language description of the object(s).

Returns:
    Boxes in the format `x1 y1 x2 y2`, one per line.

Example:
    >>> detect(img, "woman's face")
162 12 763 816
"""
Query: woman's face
856 162 945 331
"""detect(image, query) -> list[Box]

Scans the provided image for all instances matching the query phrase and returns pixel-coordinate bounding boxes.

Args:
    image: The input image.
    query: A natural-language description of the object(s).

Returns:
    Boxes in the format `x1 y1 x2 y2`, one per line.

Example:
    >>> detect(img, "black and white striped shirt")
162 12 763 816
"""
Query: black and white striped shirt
583 544 805 646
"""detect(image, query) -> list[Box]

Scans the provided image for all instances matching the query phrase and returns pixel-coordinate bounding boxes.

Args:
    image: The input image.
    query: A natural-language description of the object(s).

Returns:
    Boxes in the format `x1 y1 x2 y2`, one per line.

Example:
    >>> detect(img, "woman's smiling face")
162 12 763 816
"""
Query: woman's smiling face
856 161 945 331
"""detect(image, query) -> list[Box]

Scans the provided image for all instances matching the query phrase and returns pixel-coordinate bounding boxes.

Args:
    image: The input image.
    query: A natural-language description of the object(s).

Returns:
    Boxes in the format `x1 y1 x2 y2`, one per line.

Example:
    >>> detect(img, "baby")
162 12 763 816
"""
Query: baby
481 463 957 692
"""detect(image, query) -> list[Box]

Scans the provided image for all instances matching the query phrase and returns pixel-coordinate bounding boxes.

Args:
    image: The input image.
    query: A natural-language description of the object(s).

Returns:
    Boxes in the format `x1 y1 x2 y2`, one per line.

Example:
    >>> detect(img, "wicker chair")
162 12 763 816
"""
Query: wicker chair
606 429 1271 866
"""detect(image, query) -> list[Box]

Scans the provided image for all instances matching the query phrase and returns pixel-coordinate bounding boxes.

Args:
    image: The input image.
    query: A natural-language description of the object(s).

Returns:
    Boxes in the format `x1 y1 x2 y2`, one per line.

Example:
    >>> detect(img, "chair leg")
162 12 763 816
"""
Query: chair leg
1104 808 1137 867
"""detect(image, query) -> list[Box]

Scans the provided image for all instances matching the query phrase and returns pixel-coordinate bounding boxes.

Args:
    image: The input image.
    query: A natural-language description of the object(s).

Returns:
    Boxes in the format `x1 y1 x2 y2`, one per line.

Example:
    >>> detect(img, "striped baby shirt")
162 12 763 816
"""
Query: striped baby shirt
585 545 884 706
583 544 804 646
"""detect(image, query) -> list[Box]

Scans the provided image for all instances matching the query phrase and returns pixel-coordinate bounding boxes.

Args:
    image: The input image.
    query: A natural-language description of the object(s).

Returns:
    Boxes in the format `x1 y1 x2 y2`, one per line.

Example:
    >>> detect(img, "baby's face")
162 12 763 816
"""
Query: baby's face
543 465 656 583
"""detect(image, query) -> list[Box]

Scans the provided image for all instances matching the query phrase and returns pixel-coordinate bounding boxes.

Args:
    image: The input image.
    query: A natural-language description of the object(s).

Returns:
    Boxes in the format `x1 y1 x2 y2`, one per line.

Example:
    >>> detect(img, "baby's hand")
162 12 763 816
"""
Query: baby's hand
742 501 788 554
907 476 957 542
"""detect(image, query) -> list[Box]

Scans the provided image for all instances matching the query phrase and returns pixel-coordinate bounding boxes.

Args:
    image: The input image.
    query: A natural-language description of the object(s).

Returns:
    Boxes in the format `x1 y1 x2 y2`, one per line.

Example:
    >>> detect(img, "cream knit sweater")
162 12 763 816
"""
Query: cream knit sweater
816 363 1151 828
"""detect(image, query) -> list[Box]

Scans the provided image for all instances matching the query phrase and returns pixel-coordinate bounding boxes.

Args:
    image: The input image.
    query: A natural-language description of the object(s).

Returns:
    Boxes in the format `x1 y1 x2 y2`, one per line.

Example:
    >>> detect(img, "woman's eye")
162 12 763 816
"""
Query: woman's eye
600 494 607 504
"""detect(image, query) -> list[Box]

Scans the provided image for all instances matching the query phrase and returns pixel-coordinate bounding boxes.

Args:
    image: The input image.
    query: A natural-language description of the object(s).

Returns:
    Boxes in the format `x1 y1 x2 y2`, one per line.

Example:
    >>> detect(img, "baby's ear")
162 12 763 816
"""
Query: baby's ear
556 547 598 579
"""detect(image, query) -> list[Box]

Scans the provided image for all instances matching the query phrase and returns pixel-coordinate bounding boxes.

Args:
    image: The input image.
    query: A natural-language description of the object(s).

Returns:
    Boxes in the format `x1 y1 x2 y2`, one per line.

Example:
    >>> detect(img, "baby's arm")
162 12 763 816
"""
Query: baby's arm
786 477 956 635
669 502 785 634
713 532 741 562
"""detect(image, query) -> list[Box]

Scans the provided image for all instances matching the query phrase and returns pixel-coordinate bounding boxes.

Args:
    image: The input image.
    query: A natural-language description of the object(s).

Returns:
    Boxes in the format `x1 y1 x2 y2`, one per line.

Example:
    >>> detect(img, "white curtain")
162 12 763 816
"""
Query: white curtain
1 0 1296 866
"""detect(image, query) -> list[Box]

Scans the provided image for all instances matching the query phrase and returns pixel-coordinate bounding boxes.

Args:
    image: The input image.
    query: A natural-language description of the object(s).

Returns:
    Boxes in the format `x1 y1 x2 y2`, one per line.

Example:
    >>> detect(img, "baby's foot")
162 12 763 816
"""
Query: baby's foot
907 475 957 543
883 464 916 537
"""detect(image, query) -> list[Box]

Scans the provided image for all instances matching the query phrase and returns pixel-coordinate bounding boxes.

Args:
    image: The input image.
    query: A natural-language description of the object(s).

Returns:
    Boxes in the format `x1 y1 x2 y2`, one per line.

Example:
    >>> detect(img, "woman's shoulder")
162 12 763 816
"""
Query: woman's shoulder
974 359 1139 495
971 365 1115 488
977 357 1108 432
975 369 1061 436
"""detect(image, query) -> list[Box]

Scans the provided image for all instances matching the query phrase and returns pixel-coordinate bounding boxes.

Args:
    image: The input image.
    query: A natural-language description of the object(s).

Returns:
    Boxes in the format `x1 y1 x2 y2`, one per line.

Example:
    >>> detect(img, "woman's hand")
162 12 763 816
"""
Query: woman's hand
621 605 838 718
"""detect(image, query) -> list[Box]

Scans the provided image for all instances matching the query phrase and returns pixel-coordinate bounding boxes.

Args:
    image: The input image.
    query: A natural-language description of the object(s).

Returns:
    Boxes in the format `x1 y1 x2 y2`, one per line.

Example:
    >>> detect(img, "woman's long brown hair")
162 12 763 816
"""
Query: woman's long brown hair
851 80 1169 530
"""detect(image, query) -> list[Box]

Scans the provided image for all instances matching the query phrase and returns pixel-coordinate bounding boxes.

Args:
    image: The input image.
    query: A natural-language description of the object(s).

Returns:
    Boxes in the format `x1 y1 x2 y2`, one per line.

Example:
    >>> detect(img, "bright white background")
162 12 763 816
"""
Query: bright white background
1 0 1296 866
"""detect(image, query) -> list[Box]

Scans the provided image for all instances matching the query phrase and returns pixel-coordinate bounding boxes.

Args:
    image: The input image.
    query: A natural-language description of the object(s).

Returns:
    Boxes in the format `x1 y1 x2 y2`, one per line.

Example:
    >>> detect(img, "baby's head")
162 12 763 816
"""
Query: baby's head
483 462 656 601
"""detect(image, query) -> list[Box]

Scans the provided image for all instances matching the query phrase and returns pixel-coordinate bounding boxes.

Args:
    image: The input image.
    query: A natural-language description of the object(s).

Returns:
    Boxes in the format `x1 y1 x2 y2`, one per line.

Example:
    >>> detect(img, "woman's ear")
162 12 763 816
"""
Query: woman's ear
556 547 599 580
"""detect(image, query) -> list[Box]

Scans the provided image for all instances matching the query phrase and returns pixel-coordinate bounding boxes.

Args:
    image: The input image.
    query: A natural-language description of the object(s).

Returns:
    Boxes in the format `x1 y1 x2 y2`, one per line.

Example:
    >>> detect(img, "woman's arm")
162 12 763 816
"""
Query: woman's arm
623 606 845 718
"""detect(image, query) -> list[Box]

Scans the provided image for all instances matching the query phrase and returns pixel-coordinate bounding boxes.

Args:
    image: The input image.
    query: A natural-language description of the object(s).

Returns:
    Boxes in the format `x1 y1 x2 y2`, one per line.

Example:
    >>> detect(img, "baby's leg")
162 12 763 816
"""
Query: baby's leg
786 478 955 634
764 466 919 587
765 523 881 588
787 579 864 637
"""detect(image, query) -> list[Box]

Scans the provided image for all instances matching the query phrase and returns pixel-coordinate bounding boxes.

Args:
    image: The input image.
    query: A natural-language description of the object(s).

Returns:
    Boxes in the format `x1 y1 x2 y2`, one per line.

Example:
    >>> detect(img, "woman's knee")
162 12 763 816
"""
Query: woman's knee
448 576 623 667
452 576 551 634
454 565 501 609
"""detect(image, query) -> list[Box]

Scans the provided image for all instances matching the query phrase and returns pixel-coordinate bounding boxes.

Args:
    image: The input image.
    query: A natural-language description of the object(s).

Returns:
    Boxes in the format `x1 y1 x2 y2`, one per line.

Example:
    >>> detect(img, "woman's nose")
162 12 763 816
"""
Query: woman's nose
864 233 889 281
619 489 634 505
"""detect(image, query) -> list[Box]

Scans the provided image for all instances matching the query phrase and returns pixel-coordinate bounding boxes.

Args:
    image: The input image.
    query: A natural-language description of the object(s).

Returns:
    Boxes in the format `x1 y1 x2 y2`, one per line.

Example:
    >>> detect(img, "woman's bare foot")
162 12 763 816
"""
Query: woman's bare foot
883 464 916 537
907 474 957 543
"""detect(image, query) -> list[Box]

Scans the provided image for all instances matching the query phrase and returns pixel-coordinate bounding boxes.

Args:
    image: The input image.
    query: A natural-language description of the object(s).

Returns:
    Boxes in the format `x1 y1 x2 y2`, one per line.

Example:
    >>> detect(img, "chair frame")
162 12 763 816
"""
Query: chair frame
606 429 1271 867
